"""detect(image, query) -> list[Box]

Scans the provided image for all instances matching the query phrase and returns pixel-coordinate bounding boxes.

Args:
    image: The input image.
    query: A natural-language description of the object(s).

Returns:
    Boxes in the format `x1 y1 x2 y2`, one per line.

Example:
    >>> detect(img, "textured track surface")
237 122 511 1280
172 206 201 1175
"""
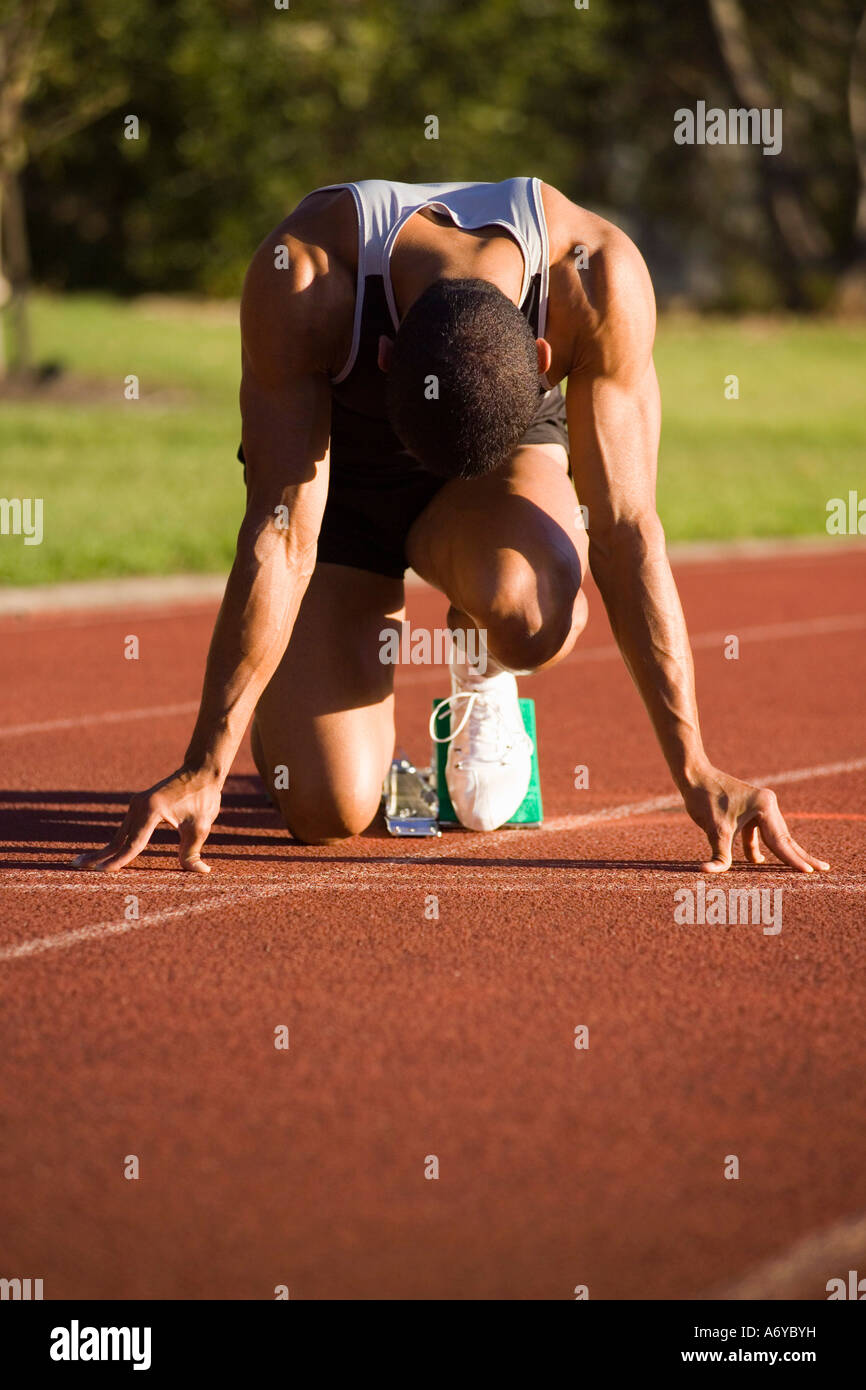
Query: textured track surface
1 547 864 1300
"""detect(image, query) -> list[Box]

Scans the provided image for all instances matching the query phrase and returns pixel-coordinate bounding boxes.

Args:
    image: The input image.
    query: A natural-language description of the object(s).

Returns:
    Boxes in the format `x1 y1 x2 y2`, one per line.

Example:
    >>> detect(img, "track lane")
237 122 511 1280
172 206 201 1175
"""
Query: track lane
1 546 864 1299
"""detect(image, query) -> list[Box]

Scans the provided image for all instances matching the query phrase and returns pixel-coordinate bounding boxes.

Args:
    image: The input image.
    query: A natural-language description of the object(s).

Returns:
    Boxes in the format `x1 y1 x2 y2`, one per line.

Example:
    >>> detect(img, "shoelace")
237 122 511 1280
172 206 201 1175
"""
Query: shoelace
429 691 533 764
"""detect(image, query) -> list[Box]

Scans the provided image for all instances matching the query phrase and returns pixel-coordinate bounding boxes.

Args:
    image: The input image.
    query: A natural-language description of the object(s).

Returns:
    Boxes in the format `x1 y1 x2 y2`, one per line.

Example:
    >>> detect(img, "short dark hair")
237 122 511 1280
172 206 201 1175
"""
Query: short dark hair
385 277 540 479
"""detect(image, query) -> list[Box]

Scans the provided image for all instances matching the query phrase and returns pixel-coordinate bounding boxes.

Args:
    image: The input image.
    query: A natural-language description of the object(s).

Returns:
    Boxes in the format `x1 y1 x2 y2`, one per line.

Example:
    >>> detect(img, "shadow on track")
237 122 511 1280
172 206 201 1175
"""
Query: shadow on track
0 777 780 875
0 775 281 867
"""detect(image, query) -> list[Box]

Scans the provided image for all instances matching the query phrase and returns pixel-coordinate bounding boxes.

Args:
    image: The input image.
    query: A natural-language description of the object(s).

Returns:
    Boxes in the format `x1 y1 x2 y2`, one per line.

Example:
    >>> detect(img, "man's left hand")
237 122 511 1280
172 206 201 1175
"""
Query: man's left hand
681 768 831 874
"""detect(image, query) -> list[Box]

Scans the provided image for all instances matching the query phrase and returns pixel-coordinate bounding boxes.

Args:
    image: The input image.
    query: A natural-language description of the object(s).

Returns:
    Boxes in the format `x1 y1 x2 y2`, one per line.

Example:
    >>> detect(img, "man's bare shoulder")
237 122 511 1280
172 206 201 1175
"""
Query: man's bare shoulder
241 188 358 381
540 182 656 379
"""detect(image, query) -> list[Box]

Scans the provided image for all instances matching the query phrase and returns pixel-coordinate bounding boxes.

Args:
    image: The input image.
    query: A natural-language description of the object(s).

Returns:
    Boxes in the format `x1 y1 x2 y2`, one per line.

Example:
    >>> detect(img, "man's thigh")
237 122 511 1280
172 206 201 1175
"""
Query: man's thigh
252 561 405 843
405 443 588 665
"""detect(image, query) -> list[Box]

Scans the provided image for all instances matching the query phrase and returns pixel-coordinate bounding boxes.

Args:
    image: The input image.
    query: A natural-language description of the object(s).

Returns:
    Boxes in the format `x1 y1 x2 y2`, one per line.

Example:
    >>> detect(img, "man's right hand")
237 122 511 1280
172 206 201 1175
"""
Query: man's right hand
73 766 223 874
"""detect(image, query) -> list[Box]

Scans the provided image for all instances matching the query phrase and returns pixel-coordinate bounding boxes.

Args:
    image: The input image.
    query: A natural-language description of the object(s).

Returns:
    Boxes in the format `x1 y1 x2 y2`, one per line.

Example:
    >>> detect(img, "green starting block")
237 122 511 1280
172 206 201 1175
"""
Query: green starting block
432 697 543 827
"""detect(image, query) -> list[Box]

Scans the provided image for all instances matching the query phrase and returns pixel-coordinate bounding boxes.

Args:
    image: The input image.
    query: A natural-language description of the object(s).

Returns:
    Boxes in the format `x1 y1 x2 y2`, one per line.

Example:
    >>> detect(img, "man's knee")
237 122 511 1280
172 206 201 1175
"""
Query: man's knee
476 549 585 672
281 810 369 846
252 717 385 843
278 789 381 845
276 759 387 845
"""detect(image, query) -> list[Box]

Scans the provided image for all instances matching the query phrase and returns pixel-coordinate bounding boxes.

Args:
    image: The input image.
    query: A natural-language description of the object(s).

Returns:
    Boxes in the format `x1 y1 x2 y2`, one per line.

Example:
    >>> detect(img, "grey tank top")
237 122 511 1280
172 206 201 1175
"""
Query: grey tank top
313 177 551 420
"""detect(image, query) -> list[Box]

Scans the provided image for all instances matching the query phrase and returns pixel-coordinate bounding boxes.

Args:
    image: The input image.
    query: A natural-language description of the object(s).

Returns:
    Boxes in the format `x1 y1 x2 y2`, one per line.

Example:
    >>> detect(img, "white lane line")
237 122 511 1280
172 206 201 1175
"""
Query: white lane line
540 756 866 833
1 755 863 963
686 612 866 645
1 538 862 620
396 612 866 683
0 573 227 618
3 880 864 962
0 885 292 962
4 614 865 734
2 879 864 894
1 752 864 872
703 1208 866 1301
1 751 863 877
3 859 864 890
0 701 198 739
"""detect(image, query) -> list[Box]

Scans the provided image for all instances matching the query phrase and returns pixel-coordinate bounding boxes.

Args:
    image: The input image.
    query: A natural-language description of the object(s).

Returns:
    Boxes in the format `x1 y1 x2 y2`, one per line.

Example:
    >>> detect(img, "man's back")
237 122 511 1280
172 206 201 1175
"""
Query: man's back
243 176 656 401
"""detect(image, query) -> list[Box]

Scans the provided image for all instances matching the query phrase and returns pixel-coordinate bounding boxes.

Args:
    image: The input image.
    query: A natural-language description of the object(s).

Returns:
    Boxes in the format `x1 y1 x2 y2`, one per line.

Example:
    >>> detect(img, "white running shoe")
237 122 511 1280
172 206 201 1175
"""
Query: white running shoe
429 655 533 831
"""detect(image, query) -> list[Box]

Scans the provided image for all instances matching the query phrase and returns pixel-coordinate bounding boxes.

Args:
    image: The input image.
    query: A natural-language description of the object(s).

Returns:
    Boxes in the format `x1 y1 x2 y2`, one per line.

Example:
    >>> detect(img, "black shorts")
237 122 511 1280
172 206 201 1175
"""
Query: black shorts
238 385 569 580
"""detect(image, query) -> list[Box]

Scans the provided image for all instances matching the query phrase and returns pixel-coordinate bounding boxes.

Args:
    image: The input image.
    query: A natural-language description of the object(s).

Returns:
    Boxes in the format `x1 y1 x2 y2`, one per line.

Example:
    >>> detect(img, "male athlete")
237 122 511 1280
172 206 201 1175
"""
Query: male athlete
76 178 829 875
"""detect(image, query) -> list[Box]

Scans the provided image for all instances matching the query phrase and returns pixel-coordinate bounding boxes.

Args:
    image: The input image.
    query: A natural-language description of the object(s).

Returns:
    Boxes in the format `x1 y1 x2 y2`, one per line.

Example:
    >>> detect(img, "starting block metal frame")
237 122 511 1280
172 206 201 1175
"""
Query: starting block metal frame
383 757 440 837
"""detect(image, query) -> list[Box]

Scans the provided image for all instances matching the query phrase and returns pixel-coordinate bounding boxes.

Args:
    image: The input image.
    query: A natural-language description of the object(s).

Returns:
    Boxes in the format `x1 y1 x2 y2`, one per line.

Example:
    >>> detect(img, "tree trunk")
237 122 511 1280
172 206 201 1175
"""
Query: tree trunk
0 176 8 376
708 0 832 308
1 167 32 372
0 0 57 376
836 7 866 314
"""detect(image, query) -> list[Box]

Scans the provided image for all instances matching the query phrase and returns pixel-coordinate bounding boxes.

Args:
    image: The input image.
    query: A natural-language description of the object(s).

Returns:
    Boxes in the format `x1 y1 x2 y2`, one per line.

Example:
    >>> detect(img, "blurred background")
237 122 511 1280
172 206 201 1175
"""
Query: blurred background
1 0 864 584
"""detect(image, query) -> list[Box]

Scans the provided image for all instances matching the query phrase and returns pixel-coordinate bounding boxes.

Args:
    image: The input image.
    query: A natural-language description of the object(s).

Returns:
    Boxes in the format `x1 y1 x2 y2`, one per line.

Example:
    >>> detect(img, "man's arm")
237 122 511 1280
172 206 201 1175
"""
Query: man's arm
566 233 828 874
75 233 332 872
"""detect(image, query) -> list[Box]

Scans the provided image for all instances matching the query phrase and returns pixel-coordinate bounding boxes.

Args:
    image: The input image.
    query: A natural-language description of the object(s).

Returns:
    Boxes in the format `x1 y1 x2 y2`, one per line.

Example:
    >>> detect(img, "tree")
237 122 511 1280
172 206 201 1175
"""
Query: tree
838 5 866 310
7 0 866 313
0 1 55 373
0 0 126 375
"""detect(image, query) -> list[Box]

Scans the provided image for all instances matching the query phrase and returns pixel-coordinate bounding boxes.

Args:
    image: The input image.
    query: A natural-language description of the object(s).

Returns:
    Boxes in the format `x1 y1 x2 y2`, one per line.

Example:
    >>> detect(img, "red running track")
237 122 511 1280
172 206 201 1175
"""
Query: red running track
1 545 865 1300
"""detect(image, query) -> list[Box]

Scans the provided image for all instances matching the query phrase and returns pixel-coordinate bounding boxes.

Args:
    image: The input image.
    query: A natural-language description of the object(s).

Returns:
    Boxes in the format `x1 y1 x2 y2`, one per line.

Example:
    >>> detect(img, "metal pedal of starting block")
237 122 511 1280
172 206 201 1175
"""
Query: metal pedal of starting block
432 697 543 827
383 757 441 837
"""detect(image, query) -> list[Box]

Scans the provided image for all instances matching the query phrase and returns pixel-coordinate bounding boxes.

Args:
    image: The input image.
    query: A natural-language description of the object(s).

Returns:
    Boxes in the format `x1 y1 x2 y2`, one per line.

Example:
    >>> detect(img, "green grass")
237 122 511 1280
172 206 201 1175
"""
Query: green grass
653 317 866 541
1 295 244 584
1 295 864 585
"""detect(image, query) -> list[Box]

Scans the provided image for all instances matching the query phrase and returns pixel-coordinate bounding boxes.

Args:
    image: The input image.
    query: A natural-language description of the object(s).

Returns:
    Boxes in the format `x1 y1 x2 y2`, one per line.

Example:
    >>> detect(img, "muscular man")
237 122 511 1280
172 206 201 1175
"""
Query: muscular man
75 177 829 874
